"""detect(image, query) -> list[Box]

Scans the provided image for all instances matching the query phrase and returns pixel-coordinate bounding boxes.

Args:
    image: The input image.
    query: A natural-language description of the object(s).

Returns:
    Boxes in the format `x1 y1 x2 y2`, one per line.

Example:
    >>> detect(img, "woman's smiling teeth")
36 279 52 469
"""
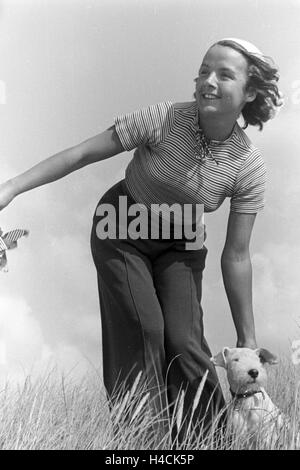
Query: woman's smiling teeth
202 93 220 99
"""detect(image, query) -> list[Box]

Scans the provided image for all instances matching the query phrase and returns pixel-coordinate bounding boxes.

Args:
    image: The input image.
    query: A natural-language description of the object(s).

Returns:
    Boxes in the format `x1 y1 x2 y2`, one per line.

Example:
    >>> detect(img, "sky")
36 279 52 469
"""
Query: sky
0 0 300 386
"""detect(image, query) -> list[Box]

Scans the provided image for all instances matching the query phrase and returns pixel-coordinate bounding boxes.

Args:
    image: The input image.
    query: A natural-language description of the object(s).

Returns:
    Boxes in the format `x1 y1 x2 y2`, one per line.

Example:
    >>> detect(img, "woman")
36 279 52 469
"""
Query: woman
0 38 281 432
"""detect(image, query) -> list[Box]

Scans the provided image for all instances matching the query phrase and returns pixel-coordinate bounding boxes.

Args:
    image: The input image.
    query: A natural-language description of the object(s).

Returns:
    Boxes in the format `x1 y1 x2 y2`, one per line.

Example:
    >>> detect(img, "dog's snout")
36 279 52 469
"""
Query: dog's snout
248 368 259 379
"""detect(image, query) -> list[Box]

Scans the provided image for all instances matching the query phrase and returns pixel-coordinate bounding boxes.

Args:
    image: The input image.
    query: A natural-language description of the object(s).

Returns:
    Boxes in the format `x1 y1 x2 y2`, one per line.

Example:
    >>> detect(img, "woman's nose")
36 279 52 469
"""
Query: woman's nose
204 72 218 87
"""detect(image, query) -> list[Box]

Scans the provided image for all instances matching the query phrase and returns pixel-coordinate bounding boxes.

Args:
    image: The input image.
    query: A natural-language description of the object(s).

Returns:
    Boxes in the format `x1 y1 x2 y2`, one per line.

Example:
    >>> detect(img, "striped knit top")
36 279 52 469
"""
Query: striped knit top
114 101 266 214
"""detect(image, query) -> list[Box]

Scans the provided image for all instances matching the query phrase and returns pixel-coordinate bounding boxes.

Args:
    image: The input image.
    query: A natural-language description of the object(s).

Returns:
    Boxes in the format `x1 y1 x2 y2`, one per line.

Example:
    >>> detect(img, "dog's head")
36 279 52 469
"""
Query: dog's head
210 347 278 394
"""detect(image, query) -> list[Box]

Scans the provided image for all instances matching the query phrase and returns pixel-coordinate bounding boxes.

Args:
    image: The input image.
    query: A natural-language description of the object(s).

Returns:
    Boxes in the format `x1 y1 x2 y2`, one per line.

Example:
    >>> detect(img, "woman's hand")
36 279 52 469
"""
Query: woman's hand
0 180 16 211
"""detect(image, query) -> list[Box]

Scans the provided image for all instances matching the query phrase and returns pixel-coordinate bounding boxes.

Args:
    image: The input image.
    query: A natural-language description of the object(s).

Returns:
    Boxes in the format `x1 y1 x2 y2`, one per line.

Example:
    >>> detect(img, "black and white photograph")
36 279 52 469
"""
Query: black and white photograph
0 0 299 452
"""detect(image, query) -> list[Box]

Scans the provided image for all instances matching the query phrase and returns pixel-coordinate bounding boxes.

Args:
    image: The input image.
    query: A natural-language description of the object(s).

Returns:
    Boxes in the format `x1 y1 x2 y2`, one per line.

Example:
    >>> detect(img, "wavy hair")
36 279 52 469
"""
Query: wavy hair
213 40 283 130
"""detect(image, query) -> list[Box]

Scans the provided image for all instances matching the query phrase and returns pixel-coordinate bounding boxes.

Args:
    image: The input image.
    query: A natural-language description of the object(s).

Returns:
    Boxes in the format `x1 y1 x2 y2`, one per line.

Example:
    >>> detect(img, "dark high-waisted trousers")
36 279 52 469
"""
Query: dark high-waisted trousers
90 179 225 427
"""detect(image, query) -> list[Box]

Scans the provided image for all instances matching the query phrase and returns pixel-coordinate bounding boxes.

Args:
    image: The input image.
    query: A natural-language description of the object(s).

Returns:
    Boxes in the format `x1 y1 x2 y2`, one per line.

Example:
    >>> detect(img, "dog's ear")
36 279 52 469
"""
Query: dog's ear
256 348 278 365
210 347 230 368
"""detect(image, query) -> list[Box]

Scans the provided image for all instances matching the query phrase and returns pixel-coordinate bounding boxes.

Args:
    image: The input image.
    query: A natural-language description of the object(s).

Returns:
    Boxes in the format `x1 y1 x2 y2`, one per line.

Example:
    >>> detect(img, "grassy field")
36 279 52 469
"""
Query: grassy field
0 356 299 450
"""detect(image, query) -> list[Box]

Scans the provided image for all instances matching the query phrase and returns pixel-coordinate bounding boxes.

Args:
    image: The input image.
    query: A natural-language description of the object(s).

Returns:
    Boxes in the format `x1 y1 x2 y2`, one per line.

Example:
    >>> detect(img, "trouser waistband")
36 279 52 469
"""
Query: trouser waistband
95 179 206 245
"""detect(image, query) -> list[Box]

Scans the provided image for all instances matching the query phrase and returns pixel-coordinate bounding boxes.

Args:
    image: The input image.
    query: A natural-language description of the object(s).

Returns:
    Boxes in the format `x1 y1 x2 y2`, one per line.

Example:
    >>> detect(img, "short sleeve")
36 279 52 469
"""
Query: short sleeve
230 149 267 214
114 101 174 151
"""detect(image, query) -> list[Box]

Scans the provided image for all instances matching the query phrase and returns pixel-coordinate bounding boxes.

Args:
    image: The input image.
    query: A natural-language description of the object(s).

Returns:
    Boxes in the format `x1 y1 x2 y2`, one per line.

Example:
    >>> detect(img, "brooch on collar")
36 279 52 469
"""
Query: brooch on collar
194 110 219 165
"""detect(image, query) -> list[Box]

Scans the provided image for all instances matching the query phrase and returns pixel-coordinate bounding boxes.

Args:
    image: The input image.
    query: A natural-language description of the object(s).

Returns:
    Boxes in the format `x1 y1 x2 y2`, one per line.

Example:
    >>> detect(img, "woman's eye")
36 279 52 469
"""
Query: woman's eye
220 74 233 80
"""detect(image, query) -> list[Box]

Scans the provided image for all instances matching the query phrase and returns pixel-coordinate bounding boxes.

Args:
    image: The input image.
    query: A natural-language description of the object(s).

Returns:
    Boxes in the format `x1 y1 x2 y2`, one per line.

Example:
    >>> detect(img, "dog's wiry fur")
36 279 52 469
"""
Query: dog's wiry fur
211 347 299 448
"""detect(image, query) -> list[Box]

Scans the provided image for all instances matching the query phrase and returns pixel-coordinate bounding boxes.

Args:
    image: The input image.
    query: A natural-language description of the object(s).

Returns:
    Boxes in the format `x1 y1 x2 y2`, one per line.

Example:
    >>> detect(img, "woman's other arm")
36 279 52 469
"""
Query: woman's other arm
221 211 258 349
0 126 124 210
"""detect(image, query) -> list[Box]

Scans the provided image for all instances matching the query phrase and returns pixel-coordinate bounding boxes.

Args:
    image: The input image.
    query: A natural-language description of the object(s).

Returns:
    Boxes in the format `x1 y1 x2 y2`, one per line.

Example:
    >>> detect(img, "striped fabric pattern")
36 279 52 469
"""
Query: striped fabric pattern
0 228 29 272
0 229 29 250
0 238 7 251
114 101 266 215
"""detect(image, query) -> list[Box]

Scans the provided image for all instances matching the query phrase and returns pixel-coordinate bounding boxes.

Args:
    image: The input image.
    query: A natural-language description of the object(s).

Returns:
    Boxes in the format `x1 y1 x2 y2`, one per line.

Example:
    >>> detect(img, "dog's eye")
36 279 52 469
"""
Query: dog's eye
233 358 239 362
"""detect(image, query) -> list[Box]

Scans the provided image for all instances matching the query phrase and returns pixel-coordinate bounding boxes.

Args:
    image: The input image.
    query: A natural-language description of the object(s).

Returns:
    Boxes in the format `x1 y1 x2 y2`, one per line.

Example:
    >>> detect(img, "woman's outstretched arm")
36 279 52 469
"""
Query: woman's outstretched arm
221 211 258 349
0 126 124 210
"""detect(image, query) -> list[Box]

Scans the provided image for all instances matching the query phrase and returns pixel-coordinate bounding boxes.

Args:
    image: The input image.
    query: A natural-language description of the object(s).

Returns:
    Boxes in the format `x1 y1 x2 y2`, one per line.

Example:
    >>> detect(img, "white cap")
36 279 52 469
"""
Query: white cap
219 37 267 61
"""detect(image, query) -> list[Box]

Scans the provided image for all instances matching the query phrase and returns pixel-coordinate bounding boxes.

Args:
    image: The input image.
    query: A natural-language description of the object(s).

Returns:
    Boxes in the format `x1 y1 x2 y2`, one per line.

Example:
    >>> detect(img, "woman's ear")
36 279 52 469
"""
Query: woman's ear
245 87 257 103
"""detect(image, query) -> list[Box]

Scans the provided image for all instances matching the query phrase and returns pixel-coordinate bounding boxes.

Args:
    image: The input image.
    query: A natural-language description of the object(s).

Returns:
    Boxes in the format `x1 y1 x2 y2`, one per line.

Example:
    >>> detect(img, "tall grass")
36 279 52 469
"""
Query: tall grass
0 357 299 450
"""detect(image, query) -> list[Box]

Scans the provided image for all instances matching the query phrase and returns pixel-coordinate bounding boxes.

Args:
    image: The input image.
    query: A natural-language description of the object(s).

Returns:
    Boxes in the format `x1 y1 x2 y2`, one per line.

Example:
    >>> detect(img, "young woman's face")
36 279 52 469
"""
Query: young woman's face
195 45 256 119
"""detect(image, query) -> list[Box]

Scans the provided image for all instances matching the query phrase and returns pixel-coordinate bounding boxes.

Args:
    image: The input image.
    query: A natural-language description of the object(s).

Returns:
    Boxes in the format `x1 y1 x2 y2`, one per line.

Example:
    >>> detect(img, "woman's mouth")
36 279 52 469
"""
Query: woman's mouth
202 93 220 100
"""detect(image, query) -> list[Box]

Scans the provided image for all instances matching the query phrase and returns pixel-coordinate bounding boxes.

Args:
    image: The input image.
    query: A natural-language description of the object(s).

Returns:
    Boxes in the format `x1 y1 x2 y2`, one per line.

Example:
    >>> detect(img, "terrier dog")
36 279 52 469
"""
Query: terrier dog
211 347 298 448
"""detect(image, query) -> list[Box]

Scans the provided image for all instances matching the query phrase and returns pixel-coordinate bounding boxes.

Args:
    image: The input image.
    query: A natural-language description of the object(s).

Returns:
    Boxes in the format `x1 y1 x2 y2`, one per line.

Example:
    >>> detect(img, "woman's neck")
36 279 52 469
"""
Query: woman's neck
198 112 237 142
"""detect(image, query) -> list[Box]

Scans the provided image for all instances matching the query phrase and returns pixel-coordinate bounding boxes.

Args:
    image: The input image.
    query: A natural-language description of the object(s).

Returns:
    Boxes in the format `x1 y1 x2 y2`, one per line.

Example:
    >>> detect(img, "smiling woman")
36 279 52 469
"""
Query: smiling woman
194 45 281 140
202 39 282 131
195 46 257 138
0 37 282 441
